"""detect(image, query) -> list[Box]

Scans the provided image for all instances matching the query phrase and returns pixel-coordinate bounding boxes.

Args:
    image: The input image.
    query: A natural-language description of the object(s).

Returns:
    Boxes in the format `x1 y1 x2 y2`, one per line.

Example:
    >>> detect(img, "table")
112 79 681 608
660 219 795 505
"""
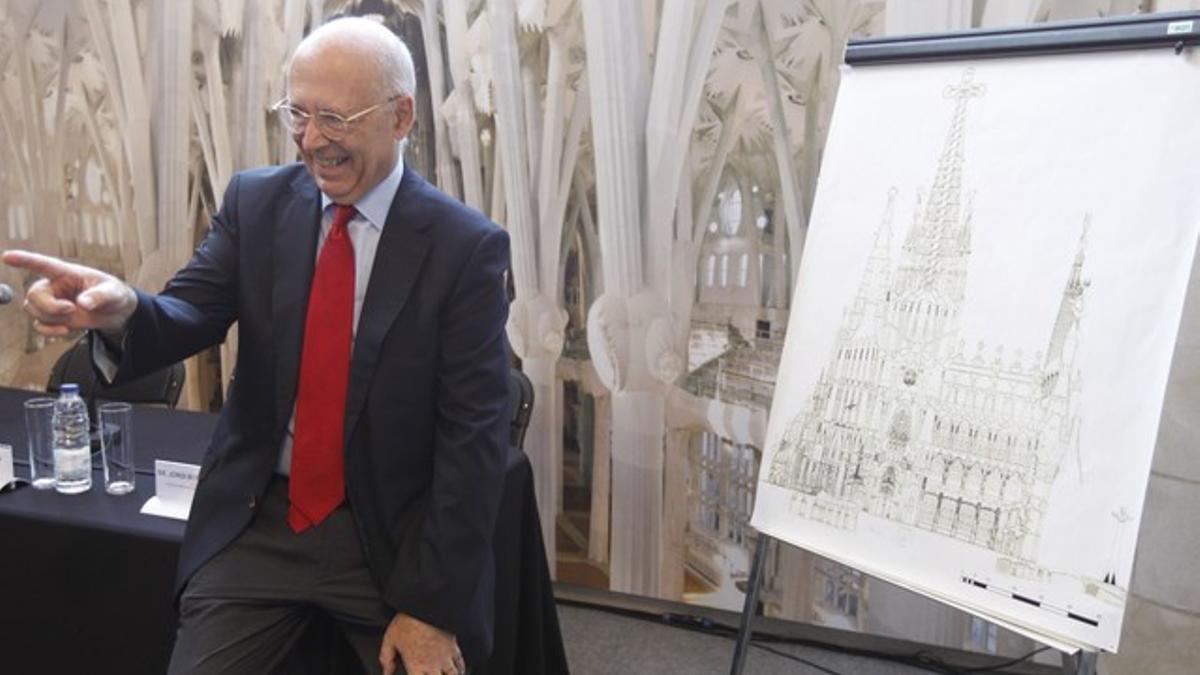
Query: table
0 387 568 675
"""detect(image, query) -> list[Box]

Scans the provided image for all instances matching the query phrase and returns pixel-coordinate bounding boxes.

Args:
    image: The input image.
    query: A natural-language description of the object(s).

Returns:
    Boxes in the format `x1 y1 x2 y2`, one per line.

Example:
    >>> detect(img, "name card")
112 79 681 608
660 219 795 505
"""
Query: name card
0 443 12 489
140 459 200 521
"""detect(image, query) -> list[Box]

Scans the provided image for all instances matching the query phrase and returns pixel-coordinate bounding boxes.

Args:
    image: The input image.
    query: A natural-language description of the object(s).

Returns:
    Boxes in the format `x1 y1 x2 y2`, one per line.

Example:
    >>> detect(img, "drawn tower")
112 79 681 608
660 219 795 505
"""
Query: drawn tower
766 69 1086 571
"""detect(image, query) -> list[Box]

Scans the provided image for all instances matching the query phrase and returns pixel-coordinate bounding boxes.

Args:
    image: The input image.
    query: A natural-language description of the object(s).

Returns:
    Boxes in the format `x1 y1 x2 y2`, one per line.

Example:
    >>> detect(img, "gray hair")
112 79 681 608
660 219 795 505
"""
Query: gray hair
291 16 417 99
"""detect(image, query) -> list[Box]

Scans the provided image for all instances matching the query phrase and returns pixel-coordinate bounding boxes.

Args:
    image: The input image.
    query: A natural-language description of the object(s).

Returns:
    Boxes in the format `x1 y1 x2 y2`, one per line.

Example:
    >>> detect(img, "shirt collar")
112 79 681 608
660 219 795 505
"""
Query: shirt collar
320 153 405 230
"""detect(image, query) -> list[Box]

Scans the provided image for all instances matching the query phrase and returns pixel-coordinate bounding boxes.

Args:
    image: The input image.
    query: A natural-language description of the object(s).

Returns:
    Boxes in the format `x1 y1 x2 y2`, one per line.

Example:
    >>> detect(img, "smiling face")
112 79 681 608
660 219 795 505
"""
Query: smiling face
287 37 414 205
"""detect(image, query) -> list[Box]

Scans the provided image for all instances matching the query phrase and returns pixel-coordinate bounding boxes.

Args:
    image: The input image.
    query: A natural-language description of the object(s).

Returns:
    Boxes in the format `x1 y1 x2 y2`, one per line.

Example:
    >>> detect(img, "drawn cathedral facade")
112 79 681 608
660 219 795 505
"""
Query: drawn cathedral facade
766 70 1088 571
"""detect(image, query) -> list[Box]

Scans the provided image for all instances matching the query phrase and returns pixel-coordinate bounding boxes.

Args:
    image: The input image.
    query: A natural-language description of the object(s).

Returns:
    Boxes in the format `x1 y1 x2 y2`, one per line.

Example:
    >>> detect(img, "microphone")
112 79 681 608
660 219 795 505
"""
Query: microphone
0 283 13 305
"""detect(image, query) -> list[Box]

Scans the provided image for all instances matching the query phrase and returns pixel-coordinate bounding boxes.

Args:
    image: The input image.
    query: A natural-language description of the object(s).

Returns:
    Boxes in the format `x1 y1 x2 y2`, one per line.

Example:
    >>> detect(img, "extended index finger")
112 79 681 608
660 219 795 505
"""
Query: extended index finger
1 250 77 278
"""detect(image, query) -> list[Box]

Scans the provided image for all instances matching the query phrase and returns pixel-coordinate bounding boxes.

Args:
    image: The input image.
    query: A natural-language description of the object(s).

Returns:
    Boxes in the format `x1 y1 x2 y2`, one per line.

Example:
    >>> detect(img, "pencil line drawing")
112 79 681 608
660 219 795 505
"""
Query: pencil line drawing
766 68 1090 577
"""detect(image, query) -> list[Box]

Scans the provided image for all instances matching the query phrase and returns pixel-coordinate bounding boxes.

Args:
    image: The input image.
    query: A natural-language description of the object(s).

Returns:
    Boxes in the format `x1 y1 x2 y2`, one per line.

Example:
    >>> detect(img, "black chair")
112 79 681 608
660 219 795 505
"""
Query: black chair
508 367 534 450
46 336 186 409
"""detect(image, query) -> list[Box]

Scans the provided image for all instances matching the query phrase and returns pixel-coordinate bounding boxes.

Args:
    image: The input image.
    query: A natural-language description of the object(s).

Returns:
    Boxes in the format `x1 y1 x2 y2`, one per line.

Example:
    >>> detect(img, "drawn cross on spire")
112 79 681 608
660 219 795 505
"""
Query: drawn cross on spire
943 67 987 102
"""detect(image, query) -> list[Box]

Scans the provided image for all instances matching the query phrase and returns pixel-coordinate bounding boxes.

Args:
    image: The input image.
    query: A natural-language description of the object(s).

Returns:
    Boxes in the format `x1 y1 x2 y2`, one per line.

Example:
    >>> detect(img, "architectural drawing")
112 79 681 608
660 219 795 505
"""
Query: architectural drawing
765 69 1089 573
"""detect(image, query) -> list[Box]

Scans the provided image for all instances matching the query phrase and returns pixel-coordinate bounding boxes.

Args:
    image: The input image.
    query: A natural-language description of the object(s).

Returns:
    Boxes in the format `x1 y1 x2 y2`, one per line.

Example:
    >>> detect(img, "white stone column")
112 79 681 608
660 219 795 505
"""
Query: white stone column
660 426 691 599
579 0 656 594
581 0 702 597
421 0 462 199
751 4 806 283
487 0 538 292
644 0 727 296
519 352 561 566
489 0 572 573
236 0 269 171
584 288 682 595
443 0 486 209
85 0 156 264
198 39 233 188
588 393 612 564
507 294 566 573
151 0 192 266
580 0 647 298
608 390 665 593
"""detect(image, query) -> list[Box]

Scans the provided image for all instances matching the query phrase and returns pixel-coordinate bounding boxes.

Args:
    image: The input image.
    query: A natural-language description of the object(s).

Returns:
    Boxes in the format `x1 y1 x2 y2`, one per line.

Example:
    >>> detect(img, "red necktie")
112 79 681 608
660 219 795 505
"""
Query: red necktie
289 204 356 532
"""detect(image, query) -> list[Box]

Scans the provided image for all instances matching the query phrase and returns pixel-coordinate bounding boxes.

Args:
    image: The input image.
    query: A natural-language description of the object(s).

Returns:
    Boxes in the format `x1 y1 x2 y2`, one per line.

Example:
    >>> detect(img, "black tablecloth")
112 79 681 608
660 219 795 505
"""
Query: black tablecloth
0 387 567 675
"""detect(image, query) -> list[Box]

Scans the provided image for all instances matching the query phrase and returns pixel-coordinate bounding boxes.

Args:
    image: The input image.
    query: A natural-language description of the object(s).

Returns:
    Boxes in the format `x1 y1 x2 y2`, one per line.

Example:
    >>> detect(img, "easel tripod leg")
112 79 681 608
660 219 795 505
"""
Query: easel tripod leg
1062 650 1098 675
729 533 771 675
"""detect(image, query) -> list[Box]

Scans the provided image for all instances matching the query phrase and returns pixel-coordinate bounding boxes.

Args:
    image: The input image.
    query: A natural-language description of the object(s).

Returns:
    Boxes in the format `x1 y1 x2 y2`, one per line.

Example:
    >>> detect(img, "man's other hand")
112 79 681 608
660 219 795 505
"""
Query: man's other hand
379 612 465 675
2 250 137 337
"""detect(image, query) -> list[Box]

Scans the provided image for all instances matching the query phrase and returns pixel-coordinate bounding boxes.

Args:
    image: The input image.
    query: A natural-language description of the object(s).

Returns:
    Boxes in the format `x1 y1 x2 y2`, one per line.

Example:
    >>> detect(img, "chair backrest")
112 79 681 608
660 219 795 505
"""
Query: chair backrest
47 337 186 409
508 367 534 450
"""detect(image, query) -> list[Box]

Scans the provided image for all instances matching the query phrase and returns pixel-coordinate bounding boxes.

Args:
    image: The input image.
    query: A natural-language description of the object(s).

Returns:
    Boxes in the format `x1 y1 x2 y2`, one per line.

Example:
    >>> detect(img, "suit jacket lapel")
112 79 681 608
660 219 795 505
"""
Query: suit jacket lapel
343 169 431 442
272 172 322 433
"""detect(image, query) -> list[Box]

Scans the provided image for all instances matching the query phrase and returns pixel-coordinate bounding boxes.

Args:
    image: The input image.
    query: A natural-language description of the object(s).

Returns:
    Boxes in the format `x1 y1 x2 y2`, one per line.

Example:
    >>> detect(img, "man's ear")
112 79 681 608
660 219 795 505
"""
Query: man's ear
393 95 416 141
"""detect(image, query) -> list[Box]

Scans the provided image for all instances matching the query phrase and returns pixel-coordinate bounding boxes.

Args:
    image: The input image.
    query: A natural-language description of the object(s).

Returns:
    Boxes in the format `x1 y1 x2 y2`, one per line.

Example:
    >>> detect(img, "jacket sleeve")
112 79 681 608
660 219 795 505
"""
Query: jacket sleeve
383 225 512 638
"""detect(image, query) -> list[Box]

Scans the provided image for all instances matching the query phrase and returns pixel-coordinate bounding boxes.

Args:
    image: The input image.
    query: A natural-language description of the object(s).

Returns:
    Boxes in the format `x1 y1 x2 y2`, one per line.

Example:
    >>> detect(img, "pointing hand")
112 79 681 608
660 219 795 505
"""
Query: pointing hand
2 250 138 336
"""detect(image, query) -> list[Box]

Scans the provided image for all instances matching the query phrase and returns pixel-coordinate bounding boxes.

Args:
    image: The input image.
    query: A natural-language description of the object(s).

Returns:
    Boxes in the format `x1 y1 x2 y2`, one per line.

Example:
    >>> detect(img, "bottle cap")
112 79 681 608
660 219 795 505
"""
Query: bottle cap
60 383 80 395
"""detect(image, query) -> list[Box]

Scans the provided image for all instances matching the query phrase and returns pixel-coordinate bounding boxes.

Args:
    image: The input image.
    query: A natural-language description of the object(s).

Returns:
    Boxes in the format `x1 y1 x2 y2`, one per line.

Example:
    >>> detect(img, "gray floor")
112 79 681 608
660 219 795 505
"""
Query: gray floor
558 603 948 675
556 600 1056 672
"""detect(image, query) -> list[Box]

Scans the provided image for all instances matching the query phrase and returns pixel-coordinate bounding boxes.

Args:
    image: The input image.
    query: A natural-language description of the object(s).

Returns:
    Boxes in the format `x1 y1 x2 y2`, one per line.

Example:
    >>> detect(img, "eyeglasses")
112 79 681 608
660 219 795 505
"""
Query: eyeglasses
272 95 402 139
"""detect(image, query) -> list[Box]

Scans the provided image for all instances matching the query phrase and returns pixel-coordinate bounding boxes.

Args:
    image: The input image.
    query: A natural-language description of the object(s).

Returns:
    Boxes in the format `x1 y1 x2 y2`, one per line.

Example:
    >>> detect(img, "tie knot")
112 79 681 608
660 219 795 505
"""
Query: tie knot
330 204 356 235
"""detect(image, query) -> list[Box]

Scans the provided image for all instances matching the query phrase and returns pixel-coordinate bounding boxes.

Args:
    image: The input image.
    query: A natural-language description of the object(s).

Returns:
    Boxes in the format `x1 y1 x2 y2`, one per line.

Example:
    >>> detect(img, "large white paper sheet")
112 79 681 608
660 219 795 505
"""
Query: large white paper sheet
751 50 1200 653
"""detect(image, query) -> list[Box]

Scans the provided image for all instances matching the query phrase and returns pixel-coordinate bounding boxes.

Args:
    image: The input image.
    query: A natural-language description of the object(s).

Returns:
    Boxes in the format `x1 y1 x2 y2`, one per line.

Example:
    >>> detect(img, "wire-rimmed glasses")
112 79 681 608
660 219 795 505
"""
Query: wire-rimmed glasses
272 95 402 139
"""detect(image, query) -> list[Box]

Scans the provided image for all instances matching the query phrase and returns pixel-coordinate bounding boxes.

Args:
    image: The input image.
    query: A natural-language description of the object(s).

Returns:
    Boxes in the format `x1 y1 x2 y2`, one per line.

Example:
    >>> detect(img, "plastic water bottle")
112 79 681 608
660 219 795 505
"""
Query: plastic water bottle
53 383 92 494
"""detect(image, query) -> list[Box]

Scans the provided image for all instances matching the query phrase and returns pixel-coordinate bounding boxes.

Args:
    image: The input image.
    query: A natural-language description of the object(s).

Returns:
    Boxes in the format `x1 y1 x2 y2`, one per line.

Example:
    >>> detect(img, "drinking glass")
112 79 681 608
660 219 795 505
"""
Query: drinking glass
99 402 136 495
23 397 56 490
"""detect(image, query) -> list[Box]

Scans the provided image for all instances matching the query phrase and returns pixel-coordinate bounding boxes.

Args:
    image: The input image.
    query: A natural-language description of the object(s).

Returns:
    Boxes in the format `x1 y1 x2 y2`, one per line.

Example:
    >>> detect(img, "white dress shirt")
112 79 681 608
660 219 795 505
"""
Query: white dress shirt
275 155 406 474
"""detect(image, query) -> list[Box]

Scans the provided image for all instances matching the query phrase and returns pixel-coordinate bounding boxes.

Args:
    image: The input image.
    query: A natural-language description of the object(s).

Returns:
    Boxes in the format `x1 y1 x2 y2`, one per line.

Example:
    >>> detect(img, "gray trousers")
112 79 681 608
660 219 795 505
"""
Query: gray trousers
168 477 396 675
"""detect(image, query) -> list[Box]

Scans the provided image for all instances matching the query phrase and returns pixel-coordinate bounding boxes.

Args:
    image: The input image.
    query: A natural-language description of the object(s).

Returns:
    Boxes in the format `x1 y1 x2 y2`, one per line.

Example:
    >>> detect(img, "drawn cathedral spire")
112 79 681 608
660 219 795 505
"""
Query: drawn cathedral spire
1044 220 1090 375
925 68 984 235
768 69 1086 574
893 68 986 365
905 68 984 252
842 189 896 342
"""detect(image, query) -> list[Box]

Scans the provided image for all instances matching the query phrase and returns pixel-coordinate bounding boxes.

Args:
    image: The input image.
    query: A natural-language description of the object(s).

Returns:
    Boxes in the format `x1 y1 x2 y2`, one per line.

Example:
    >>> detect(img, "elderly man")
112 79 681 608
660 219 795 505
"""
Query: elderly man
4 17 510 675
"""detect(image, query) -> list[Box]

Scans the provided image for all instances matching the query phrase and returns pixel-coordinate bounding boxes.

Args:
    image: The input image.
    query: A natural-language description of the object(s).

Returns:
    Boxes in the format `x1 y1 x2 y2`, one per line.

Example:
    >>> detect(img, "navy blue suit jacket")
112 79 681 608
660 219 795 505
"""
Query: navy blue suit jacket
111 164 511 662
